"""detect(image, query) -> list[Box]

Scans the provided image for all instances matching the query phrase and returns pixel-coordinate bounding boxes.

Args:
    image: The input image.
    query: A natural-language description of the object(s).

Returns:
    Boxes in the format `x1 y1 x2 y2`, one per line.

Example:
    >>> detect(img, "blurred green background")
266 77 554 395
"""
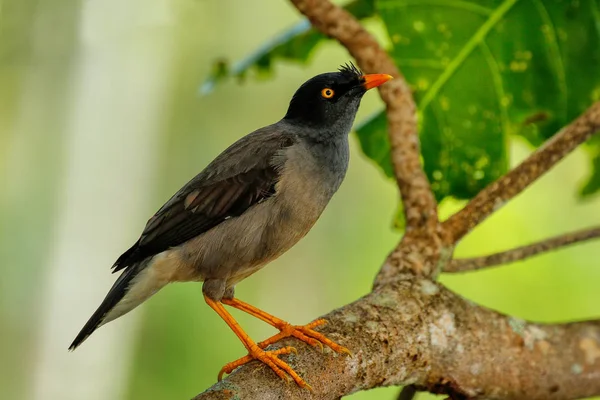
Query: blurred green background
1 0 599 399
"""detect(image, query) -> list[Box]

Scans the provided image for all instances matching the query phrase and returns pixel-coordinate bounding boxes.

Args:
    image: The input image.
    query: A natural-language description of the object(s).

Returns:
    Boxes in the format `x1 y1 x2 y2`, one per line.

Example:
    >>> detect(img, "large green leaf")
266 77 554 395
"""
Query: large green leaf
357 0 600 201
581 136 600 197
199 0 375 94
581 151 600 196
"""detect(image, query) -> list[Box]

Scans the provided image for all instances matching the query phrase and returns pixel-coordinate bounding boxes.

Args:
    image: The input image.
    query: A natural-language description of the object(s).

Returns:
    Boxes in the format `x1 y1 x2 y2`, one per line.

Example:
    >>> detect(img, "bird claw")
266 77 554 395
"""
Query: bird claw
218 345 310 388
306 318 327 329
260 319 350 356
218 317 349 389
293 321 350 356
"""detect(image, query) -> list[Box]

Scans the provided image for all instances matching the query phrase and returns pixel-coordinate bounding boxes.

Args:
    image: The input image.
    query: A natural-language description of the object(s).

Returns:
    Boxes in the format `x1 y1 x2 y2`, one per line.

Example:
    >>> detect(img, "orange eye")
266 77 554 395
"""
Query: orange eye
321 88 335 99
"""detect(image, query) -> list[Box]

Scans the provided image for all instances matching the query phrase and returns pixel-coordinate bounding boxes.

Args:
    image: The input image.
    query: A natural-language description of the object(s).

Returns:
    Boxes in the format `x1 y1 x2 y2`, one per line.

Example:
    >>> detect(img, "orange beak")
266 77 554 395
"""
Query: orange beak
362 74 393 90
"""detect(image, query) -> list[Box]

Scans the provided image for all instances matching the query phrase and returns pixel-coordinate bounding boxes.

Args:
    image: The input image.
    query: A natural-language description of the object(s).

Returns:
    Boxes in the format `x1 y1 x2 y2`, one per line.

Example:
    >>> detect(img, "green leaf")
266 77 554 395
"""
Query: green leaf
356 111 394 178
357 0 600 200
392 201 407 230
199 0 375 94
581 138 600 197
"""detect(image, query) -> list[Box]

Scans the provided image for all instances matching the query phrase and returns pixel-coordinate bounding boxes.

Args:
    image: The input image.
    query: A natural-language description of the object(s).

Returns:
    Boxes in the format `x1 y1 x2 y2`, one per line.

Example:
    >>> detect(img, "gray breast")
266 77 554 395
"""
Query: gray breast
276 136 350 213
176 137 350 287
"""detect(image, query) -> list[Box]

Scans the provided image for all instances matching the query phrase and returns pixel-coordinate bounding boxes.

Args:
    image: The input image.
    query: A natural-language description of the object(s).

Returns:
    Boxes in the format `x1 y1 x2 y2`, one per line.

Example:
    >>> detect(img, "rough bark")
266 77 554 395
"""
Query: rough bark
195 281 600 400
193 0 600 399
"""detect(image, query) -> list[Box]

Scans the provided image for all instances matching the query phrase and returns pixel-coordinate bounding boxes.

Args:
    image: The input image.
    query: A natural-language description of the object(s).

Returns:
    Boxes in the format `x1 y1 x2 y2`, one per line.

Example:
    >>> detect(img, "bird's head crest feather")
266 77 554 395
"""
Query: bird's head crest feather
338 62 362 80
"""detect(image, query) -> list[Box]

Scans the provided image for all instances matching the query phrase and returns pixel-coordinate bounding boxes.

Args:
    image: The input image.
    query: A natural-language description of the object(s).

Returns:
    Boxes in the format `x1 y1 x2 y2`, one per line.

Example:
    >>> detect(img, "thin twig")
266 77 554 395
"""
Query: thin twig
289 0 438 231
446 226 600 272
443 101 600 242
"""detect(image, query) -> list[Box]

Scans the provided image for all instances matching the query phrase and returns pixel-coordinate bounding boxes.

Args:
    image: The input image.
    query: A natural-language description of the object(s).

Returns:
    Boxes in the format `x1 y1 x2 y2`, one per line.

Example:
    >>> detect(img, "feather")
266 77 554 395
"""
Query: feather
111 128 295 273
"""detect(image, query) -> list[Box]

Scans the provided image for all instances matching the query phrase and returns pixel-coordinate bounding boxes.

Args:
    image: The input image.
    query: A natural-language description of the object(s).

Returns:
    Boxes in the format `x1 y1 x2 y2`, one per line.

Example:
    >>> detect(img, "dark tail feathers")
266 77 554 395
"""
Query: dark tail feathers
69 263 142 350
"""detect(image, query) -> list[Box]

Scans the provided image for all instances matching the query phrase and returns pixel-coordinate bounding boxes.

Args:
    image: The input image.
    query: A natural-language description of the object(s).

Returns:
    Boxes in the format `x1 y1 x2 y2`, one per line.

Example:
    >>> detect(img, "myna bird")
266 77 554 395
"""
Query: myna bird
69 63 392 388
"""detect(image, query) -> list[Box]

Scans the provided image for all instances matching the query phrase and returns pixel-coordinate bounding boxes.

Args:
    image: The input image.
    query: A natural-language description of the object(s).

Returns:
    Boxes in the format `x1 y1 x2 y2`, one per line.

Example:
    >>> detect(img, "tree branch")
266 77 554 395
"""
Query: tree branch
289 0 438 231
446 227 600 273
194 280 600 400
443 102 600 242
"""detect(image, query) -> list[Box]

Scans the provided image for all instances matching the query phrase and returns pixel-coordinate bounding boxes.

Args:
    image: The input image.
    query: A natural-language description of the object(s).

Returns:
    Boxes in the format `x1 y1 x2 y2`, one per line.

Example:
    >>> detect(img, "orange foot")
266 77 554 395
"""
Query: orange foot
219 298 351 387
204 295 314 389
218 319 350 389
257 319 352 355
218 344 312 388
219 346 312 390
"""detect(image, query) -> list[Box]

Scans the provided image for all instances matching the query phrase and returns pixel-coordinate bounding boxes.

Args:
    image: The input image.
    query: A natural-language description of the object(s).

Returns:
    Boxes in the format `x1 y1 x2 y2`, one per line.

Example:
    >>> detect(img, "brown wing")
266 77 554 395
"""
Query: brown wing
112 128 294 272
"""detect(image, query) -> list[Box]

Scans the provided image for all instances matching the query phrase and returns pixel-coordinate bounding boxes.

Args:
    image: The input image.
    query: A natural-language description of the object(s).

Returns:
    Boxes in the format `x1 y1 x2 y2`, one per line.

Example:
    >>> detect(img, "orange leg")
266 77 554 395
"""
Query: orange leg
219 297 351 379
204 295 310 389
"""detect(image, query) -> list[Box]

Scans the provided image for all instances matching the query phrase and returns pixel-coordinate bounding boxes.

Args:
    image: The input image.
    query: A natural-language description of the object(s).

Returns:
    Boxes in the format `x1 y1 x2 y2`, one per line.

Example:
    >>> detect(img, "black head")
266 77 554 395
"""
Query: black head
283 63 392 139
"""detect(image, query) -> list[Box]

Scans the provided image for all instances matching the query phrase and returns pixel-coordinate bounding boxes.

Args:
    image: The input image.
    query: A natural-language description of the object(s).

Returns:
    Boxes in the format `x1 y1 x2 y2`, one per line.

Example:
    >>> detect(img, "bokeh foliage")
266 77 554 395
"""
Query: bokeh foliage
204 0 600 203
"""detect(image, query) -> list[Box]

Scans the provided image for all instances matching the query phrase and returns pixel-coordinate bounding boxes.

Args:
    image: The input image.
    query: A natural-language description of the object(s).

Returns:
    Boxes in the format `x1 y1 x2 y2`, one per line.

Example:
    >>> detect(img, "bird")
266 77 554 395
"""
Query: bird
69 62 392 388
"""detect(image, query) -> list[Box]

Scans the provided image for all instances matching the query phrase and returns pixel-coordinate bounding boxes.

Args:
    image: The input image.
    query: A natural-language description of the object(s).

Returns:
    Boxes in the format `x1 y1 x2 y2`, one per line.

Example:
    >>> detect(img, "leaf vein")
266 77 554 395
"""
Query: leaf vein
531 0 568 119
479 41 510 172
418 0 520 112
378 0 493 16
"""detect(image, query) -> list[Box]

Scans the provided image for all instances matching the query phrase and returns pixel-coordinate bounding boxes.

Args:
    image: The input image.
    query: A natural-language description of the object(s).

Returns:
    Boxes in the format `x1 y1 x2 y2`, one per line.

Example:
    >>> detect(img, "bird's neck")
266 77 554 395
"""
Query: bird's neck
279 119 353 144
301 134 350 178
